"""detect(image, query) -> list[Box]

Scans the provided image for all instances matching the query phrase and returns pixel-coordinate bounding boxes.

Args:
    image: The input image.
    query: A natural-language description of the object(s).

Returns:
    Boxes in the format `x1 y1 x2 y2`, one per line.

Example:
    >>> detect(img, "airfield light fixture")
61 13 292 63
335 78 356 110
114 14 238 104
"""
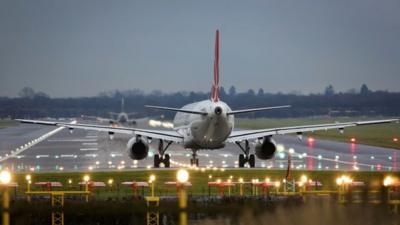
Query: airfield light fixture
149 174 156 183
350 138 356 143
0 170 11 225
25 174 31 182
0 171 11 185
383 176 394 187
108 179 114 186
265 177 270 183
238 178 244 183
68 179 72 184
393 138 398 142
176 169 189 184
83 175 90 183
300 175 308 183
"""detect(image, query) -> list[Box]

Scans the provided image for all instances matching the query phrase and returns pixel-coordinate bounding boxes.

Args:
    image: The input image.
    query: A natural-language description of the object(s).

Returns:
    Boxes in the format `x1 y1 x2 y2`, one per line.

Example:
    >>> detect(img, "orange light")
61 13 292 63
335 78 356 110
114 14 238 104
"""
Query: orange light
350 138 356 143
393 138 398 142
308 137 315 143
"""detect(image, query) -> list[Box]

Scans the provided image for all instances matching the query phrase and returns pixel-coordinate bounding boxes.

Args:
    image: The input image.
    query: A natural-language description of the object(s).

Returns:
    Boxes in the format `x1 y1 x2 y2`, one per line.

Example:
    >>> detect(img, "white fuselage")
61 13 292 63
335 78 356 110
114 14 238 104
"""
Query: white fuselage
173 100 234 149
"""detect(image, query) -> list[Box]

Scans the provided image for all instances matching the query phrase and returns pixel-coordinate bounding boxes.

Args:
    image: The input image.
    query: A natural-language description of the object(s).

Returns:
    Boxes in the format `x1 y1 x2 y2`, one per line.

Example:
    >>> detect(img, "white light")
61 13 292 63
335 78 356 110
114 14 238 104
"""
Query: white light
0 171 11 184
177 169 189 183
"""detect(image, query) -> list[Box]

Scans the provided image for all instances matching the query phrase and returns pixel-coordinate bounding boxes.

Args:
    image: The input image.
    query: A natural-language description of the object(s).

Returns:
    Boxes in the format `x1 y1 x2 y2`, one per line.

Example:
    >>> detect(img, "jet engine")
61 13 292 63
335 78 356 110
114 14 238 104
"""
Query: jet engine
255 137 277 160
126 137 149 160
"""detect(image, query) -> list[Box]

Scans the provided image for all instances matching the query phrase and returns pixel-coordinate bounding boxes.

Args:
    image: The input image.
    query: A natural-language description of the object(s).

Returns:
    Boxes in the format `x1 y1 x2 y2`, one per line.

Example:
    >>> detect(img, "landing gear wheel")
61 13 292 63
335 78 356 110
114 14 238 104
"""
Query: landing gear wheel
164 154 170 168
249 154 255 168
239 154 245 168
154 154 160 168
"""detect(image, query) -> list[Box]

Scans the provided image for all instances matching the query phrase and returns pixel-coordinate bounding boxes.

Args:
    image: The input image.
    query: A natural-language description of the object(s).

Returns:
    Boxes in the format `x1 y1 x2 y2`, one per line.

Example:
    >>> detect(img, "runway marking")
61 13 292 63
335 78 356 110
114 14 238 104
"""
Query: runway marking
82 142 98 146
60 154 77 158
36 155 49 158
48 139 97 142
80 148 98 151
84 154 98 158
0 122 74 163
85 136 98 138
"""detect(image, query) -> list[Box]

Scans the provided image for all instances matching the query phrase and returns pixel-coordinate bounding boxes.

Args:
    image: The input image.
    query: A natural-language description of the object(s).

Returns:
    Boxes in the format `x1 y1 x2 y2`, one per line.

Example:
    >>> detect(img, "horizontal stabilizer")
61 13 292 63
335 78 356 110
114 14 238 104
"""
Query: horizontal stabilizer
227 105 291 115
145 105 208 115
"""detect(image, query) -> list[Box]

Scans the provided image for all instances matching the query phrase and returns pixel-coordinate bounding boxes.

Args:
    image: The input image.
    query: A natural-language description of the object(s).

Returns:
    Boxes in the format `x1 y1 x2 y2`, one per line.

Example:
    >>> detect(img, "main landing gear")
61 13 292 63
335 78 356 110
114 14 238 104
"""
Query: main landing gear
189 150 199 167
235 140 255 168
154 140 172 168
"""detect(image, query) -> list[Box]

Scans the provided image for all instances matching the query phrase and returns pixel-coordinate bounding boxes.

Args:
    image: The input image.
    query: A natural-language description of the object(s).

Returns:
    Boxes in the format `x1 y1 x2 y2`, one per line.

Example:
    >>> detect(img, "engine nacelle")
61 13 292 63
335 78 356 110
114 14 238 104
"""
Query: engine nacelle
126 137 149 160
255 137 277 160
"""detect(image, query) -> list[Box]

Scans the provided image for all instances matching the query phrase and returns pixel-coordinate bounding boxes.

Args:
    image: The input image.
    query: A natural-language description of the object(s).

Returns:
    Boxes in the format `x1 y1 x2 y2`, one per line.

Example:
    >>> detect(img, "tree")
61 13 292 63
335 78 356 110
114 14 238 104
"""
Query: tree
360 84 370 95
18 87 35 99
228 86 236 96
324 85 335 96
257 88 264 97
219 87 227 99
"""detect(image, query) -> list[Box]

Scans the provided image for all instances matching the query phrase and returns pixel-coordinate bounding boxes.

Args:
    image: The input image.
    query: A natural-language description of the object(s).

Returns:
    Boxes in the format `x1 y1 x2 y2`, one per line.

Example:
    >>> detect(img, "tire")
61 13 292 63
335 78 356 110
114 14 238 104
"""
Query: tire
154 154 160 168
239 154 245 168
164 154 170 168
249 154 255 168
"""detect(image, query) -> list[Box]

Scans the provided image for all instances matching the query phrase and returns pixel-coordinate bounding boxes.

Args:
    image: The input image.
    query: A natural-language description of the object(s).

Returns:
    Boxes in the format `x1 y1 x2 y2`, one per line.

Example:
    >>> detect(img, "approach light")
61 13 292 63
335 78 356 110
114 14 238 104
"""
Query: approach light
300 175 308 183
108 179 114 185
83 175 90 182
383 176 394 187
149 174 156 183
393 138 398 142
350 138 356 143
238 178 244 183
25 174 31 181
176 169 189 183
0 170 11 184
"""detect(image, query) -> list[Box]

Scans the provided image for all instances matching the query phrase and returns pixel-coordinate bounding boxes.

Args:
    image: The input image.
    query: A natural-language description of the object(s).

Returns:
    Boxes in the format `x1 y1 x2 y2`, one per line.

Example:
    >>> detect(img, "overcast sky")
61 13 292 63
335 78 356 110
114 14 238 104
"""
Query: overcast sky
0 0 399 97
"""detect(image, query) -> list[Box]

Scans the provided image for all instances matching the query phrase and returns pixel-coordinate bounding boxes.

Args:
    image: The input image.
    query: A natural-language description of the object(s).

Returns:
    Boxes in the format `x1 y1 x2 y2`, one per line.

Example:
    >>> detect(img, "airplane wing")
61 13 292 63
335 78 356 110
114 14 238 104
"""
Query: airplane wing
16 119 183 143
228 118 399 142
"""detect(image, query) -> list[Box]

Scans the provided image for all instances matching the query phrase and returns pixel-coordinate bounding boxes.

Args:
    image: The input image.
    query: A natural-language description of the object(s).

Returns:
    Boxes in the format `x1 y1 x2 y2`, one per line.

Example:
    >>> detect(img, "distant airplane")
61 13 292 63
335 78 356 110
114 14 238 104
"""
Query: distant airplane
81 98 137 126
17 30 399 168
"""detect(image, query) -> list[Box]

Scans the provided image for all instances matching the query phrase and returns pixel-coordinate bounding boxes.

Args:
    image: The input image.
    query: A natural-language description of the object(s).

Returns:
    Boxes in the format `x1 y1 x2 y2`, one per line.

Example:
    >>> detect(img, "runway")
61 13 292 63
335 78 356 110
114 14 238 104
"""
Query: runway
0 119 398 172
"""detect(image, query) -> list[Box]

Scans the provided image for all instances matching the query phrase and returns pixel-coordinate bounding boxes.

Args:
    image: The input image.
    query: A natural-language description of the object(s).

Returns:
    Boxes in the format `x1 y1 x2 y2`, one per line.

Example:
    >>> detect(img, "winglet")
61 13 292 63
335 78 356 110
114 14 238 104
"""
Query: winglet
211 30 220 102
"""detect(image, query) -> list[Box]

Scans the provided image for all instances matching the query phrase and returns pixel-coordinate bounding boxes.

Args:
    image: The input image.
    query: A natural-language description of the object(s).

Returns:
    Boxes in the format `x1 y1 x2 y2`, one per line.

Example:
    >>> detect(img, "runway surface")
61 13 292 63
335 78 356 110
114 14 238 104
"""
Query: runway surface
0 119 398 172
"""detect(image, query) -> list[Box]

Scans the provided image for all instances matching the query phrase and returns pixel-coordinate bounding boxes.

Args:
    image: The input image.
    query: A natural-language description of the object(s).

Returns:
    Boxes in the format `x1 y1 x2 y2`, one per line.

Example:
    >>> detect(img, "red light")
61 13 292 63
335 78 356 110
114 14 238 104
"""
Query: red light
308 137 315 143
393 138 398 142
350 138 356 143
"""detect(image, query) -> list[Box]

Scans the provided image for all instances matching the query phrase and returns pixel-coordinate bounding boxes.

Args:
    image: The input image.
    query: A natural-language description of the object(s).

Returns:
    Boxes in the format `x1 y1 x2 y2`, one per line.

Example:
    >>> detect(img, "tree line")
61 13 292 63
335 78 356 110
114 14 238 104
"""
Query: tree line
1 85 400 119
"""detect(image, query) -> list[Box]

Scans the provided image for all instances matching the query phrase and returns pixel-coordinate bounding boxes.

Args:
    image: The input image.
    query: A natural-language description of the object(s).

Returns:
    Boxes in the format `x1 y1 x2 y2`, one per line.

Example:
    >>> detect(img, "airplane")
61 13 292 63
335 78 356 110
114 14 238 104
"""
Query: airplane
17 30 399 168
81 98 137 126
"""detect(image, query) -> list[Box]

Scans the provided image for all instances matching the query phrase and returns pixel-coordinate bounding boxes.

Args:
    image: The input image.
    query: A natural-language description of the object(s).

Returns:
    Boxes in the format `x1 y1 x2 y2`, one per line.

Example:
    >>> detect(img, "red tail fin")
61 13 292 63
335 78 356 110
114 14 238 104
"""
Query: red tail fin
211 30 220 102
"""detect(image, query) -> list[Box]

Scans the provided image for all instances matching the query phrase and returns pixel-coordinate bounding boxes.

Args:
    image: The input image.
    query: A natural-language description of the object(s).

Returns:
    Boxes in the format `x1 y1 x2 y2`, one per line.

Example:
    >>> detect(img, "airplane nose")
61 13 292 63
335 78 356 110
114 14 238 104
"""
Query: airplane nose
214 106 223 115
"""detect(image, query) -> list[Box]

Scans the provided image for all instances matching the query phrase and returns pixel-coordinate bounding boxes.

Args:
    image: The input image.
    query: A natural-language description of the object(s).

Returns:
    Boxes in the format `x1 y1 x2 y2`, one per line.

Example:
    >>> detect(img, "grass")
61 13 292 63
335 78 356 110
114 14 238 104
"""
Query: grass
10 169 397 199
236 117 400 149
0 119 17 129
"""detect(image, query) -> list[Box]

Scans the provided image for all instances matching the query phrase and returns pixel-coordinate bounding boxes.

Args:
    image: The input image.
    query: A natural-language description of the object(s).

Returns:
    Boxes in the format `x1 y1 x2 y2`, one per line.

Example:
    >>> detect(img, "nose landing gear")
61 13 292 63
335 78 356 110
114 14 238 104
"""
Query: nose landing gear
189 150 199 167
236 140 255 168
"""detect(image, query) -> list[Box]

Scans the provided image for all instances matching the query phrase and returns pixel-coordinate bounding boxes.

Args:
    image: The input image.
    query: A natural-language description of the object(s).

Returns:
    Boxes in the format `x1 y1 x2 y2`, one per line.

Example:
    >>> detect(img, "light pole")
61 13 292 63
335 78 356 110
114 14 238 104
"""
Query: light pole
83 175 90 202
25 174 31 202
238 178 244 197
149 175 156 197
177 169 189 225
0 170 12 225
